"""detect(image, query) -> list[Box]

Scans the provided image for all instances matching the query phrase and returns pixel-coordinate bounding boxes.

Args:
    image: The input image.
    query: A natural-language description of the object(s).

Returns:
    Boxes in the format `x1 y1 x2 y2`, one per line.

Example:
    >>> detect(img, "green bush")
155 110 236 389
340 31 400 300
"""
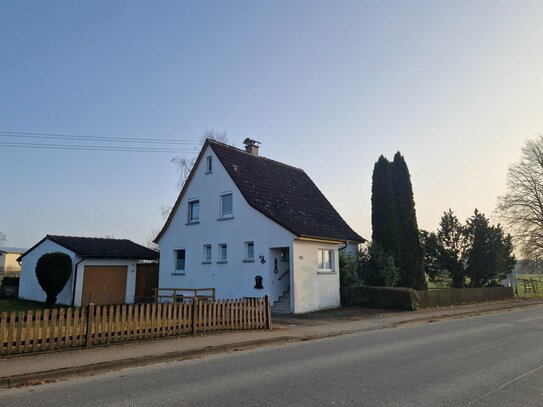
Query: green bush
340 285 418 311
35 252 72 306
339 252 358 287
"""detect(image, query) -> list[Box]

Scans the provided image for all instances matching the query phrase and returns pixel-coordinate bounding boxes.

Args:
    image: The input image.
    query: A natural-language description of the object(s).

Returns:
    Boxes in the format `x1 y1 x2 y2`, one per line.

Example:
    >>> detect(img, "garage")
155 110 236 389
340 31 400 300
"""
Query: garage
18 235 159 306
82 266 128 306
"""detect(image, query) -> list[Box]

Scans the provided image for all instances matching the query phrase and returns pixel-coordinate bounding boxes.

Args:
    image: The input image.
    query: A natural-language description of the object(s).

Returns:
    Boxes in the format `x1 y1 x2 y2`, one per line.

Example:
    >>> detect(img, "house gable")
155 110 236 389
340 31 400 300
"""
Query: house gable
156 139 364 244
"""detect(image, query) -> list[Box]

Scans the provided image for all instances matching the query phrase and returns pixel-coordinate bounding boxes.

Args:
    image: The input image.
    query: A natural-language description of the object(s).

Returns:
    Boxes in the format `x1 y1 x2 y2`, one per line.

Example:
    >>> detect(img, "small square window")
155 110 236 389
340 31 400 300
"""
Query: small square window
175 249 186 272
188 200 199 222
206 156 213 173
219 243 227 261
203 244 212 261
220 193 233 217
318 249 333 271
245 241 254 260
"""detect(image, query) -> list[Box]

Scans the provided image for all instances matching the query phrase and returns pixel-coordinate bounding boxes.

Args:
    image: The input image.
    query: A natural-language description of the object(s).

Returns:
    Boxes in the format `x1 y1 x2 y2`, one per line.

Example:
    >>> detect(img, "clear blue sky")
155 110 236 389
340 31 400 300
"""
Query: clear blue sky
1 0 542 248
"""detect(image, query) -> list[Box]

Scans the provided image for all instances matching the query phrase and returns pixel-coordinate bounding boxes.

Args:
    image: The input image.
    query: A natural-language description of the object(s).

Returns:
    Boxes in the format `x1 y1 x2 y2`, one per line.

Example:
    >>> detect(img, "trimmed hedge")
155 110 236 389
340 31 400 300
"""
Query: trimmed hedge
340 286 418 311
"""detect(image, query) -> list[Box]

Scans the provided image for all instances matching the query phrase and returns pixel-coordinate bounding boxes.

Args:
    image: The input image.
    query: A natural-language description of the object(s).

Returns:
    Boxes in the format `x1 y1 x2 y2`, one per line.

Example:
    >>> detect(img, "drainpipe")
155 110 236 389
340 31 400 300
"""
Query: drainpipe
71 258 85 307
338 241 349 251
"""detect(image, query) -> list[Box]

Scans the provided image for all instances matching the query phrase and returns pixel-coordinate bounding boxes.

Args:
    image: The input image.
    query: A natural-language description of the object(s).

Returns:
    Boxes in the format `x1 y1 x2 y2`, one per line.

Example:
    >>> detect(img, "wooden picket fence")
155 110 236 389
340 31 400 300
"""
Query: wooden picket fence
0 296 271 356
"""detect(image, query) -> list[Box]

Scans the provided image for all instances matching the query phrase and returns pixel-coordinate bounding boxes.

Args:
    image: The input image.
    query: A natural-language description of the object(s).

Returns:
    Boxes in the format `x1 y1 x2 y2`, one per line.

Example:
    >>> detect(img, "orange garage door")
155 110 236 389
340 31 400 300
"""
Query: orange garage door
82 266 127 306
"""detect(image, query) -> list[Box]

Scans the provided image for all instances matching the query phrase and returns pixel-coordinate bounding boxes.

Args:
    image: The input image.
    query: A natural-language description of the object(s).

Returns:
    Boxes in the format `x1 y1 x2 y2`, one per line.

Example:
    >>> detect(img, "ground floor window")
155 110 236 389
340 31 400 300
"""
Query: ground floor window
219 243 228 261
318 249 333 271
245 241 254 260
203 244 212 262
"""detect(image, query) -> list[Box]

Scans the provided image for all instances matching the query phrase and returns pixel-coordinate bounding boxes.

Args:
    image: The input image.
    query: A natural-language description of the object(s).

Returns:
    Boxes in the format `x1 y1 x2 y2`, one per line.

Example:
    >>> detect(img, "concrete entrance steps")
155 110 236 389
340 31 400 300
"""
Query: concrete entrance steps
271 288 291 315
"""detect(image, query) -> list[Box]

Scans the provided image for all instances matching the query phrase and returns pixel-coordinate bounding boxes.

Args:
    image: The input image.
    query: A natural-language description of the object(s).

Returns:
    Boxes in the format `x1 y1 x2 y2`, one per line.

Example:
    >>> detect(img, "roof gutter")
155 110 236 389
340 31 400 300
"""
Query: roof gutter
297 236 345 244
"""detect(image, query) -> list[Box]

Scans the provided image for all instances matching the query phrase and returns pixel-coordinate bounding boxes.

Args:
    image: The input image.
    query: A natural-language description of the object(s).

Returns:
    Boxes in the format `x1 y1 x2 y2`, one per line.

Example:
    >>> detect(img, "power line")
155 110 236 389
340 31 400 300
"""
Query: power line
0 130 200 145
0 141 198 153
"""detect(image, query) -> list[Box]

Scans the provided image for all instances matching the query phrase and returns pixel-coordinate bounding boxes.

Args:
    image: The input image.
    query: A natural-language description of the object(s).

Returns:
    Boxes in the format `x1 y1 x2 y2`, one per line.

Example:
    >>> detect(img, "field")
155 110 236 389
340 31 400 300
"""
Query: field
512 274 543 298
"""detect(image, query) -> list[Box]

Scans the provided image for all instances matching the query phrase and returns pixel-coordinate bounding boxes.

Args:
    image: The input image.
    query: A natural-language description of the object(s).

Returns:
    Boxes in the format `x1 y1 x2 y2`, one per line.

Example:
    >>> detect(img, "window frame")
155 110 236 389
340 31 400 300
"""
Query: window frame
173 248 186 274
203 244 212 263
187 199 200 223
245 241 255 261
218 243 228 262
219 192 233 219
318 249 334 272
205 156 213 173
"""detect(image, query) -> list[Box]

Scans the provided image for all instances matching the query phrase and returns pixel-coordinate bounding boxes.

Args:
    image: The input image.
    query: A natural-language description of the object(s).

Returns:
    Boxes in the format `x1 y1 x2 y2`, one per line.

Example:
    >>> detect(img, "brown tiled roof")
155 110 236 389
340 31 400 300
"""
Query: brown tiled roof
19 235 159 261
209 141 364 242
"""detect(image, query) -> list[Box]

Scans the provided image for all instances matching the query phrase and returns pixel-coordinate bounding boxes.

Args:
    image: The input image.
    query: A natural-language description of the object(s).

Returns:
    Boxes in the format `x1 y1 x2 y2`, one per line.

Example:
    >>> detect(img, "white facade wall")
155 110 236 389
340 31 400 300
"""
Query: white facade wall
291 240 341 313
158 145 295 302
19 239 141 306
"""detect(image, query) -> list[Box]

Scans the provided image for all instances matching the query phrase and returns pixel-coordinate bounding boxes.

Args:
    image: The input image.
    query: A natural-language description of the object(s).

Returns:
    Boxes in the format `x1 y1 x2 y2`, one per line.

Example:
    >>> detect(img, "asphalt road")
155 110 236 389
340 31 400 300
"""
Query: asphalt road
1 307 543 406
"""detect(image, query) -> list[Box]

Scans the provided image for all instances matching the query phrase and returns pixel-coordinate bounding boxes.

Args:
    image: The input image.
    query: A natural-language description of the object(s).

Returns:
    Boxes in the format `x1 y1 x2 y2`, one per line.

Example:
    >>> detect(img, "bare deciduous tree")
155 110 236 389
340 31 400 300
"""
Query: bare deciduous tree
497 135 543 260
145 227 160 251
161 130 229 218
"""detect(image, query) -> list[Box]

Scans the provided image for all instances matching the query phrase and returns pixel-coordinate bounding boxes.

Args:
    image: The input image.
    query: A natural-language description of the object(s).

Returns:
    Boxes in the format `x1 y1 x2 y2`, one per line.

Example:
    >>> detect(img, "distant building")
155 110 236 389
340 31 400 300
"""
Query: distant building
0 246 26 276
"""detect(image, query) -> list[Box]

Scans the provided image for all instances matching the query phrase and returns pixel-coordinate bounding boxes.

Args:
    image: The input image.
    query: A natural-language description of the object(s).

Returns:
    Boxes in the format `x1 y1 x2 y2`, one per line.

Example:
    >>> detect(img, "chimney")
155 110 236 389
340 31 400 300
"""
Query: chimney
243 138 261 156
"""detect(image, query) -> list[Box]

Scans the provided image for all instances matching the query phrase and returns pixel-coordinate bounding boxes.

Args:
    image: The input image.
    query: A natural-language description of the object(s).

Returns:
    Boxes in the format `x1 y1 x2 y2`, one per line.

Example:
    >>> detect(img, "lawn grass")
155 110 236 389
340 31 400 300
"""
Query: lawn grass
0 299 64 314
512 274 543 298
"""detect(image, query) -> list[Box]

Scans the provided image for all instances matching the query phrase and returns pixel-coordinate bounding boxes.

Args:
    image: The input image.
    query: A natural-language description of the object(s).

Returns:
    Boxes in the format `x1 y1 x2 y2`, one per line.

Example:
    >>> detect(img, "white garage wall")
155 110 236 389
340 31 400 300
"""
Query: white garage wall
18 240 80 305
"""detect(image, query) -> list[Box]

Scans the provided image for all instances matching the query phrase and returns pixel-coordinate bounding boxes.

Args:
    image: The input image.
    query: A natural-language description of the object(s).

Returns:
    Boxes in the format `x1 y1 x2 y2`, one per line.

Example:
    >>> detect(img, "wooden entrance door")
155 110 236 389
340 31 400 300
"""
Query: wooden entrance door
81 266 127 306
135 263 159 303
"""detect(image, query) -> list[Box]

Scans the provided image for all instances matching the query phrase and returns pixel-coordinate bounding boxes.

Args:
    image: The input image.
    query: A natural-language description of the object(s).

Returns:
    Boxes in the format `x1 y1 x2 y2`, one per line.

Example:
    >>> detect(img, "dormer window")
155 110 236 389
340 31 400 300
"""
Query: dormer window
206 156 213 173
188 200 200 223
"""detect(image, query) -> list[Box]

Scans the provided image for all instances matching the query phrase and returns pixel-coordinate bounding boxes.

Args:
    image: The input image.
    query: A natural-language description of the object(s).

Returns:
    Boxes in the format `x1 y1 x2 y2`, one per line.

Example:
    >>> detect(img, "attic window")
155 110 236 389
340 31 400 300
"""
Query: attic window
188 200 200 223
206 156 212 173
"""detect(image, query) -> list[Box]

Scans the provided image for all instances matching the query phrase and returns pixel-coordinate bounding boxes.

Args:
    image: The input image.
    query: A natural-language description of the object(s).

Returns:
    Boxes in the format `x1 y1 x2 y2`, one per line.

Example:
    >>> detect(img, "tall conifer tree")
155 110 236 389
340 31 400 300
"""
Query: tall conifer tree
371 155 399 260
392 152 426 289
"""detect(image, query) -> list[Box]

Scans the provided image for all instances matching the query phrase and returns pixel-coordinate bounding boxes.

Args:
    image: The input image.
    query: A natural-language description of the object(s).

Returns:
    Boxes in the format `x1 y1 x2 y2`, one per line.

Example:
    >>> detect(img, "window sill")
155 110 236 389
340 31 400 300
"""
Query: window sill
217 260 228 264
243 259 255 263
217 216 234 221
317 270 336 274
185 221 200 226
205 171 212 175
201 261 212 265
171 272 186 276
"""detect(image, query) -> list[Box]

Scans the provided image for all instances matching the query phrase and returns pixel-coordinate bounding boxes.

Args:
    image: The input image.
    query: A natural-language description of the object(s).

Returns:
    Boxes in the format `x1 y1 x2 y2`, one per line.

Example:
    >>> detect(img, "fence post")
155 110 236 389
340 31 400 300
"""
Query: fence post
264 295 272 330
192 298 199 336
86 303 94 348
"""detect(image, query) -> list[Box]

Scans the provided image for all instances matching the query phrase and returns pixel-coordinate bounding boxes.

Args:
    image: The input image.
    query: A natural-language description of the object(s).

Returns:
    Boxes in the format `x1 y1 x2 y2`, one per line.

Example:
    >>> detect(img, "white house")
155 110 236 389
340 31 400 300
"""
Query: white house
18 235 159 306
155 139 364 314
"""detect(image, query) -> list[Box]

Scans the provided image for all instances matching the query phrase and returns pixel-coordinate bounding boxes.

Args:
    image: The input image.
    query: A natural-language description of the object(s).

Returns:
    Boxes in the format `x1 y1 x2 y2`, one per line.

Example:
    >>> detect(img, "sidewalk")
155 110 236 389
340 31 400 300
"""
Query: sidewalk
2 298 543 388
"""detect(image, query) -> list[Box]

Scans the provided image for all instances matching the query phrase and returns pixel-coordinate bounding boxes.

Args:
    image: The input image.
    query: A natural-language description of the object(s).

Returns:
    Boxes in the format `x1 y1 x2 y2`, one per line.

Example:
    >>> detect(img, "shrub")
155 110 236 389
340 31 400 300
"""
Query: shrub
35 252 72 306
359 242 400 287
339 252 359 287
340 286 418 311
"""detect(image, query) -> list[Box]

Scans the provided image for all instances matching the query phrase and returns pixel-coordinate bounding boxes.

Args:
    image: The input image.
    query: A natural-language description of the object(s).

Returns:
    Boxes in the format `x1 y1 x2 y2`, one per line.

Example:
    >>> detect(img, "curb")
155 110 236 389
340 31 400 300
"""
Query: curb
2 300 542 389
